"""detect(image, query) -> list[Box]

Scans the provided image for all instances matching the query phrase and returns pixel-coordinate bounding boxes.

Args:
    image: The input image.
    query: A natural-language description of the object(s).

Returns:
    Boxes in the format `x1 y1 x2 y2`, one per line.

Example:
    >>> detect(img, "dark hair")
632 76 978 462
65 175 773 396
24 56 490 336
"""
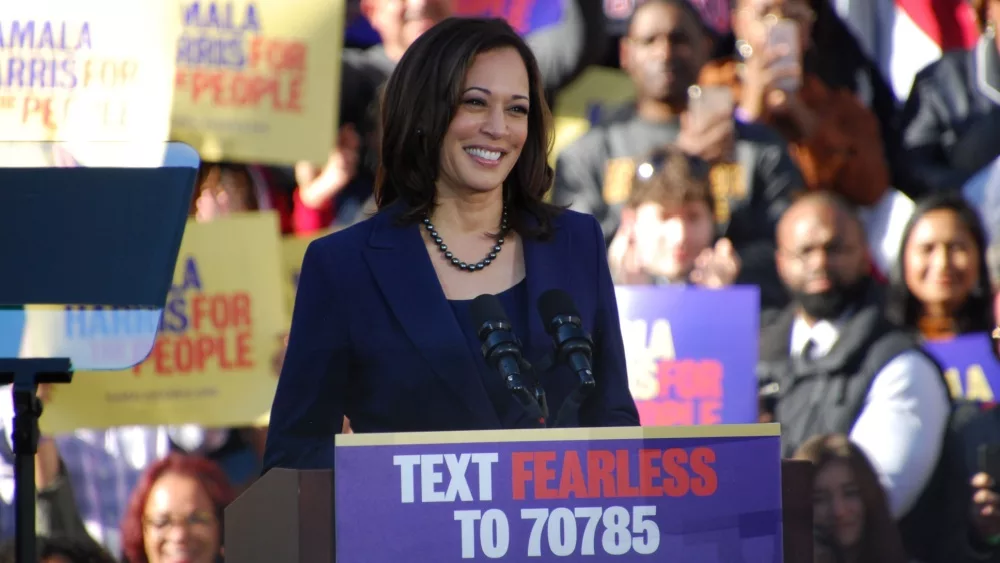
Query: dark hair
628 146 715 217
970 0 991 29
0 535 118 563
730 0 918 196
374 17 559 239
121 454 235 563
794 434 908 563
782 190 865 236
190 163 260 215
886 191 994 333
628 0 712 37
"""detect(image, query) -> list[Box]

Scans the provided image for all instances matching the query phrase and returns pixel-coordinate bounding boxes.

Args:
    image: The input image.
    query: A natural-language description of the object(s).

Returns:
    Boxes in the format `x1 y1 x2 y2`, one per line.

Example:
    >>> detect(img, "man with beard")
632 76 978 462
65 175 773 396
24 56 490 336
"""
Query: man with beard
294 0 608 228
759 191 954 559
551 0 803 311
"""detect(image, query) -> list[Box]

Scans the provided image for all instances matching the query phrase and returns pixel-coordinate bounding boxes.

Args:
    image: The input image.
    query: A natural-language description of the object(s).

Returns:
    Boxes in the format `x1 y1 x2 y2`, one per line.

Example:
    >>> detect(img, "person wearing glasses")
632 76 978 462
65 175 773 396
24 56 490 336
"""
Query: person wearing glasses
120 454 234 563
757 191 954 562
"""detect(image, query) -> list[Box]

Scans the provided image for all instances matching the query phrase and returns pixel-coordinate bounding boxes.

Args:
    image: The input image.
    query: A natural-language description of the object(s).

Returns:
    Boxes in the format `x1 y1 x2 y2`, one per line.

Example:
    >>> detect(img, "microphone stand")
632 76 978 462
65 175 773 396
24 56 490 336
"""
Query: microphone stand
536 343 596 429
0 358 74 563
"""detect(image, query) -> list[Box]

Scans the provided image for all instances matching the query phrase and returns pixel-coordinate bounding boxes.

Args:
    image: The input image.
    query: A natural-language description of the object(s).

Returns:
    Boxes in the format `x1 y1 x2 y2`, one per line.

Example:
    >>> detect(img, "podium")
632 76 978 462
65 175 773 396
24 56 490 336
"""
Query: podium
225 468 335 563
224 429 813 563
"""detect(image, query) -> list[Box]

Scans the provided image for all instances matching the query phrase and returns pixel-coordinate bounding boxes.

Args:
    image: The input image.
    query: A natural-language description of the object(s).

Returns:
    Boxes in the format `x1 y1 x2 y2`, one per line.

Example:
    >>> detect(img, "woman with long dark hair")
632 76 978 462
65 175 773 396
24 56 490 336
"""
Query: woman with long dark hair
263 16 639 472
794 433 908 563
886 192 995 339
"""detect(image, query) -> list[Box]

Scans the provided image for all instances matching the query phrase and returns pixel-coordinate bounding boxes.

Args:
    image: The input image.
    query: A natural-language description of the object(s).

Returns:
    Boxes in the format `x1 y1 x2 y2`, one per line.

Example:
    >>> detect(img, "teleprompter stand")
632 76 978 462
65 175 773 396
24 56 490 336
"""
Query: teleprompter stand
0 359 72 563
0 141 200 562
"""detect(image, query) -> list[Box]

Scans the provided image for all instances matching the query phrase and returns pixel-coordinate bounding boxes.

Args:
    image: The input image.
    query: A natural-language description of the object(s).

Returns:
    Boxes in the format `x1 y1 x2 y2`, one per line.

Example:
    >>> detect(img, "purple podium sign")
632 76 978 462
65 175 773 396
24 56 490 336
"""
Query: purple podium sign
615 286 760 426
923 332 1000 402
335 425 783 562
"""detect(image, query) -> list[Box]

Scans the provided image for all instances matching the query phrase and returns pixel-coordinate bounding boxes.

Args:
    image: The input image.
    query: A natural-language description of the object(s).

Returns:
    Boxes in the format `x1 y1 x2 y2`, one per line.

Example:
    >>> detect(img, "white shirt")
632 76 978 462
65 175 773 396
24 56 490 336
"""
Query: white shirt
790 316 951 518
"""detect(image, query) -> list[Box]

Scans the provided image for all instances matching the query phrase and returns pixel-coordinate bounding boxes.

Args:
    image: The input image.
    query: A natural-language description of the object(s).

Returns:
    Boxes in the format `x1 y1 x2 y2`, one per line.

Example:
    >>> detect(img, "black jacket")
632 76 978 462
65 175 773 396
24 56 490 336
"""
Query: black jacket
899 36 1000 193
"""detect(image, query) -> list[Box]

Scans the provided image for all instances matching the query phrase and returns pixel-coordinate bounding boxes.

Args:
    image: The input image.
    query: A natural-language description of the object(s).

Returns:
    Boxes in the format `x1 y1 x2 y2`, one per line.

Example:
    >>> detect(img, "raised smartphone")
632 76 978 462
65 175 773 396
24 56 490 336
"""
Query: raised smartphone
766 18 801 92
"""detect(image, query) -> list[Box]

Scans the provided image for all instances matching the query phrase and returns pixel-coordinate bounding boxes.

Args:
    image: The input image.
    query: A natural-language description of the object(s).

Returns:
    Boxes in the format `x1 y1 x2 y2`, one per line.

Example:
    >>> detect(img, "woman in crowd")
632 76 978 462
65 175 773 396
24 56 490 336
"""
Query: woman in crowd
264 17 638 471
699 0 900 206
886 192 995 340
794 434 908 563
120 454 234 563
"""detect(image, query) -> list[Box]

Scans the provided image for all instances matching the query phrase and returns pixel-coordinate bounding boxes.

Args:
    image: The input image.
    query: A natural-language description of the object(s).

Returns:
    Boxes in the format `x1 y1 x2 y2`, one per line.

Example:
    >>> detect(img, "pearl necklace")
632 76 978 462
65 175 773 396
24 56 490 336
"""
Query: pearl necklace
423 207 508 272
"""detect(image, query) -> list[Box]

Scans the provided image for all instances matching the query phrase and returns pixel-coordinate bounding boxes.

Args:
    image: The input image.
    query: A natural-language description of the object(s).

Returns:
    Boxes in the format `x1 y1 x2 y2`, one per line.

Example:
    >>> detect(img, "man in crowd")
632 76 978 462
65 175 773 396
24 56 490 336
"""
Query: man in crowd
296 0 609 227
551 0 802 253
758 191 955 560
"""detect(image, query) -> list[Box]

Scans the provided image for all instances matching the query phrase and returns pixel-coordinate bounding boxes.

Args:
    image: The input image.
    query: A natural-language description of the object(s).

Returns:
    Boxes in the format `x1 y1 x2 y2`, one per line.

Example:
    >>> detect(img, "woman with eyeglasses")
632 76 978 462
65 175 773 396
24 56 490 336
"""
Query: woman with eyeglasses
120 454 234 563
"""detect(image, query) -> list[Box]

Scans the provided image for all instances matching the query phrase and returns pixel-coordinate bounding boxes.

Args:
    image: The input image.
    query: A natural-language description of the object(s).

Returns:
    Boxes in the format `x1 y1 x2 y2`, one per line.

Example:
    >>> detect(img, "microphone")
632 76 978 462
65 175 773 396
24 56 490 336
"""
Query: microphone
537 289 596 393
469 294 547 425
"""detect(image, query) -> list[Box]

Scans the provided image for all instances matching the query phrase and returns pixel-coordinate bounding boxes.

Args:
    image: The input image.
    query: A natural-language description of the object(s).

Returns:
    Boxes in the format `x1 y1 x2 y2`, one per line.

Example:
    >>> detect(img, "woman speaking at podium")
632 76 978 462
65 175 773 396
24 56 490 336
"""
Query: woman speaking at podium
263 17 639 472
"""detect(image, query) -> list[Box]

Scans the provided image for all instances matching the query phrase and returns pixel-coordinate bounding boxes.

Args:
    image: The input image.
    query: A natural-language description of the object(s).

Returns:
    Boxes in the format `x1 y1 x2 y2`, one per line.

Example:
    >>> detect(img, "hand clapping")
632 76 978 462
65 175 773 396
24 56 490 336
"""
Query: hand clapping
971 472 1000 544
690 238 741 288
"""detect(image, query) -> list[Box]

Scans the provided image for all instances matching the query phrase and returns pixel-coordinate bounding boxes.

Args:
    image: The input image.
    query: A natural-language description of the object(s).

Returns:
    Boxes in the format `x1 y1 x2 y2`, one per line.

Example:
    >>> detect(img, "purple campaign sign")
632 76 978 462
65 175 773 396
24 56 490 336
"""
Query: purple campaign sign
335 426 782 563
615 286 760 426
923 332 1000 403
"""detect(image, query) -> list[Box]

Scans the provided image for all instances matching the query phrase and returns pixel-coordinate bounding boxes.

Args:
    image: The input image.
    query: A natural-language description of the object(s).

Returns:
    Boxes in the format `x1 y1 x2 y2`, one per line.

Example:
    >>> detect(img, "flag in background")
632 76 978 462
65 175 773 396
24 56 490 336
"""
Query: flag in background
886 0 978 97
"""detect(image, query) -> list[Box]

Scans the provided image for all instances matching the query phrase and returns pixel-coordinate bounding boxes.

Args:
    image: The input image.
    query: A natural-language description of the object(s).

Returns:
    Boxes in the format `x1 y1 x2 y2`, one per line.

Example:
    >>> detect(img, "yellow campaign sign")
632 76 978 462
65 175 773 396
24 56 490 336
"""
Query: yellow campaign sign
0 0 178 142
40 212 287 433
550 66 635 166
169 0 344 165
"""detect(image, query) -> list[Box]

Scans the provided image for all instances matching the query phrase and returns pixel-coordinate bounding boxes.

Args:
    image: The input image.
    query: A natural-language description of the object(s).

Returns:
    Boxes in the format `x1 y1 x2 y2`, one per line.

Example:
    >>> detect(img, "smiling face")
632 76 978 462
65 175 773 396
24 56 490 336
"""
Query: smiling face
436 47 530 197
903 208 982 314
142 473 220 563
813 460 865 550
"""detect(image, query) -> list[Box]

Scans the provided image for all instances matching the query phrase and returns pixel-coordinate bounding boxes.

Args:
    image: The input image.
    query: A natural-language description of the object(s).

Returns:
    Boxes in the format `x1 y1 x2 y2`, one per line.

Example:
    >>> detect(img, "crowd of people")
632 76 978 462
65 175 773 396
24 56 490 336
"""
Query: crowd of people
1 0 1000 561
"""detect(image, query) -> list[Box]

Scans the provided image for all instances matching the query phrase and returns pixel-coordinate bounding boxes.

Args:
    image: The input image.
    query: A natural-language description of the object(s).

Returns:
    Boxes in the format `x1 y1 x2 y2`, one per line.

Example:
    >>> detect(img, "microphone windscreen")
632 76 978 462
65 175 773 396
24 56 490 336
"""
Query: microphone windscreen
537 289 580 325
470 294 510 329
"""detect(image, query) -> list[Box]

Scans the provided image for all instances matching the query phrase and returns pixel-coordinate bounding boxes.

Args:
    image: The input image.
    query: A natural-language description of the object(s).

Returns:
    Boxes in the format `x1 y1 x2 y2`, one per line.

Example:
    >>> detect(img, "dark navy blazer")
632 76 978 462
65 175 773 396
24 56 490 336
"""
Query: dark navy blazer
262 204 639 472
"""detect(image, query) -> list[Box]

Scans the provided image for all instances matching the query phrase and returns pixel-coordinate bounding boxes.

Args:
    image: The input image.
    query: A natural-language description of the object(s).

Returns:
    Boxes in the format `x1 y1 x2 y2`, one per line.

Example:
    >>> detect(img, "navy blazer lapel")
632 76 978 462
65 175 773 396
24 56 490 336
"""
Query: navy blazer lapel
522 219 571 355
363 206 499 424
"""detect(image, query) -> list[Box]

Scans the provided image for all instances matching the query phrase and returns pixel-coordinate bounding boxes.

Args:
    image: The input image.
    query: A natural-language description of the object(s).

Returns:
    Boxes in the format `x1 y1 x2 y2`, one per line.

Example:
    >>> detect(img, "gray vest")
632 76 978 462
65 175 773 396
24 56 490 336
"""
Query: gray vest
757 295 966 562
758 301 922 457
